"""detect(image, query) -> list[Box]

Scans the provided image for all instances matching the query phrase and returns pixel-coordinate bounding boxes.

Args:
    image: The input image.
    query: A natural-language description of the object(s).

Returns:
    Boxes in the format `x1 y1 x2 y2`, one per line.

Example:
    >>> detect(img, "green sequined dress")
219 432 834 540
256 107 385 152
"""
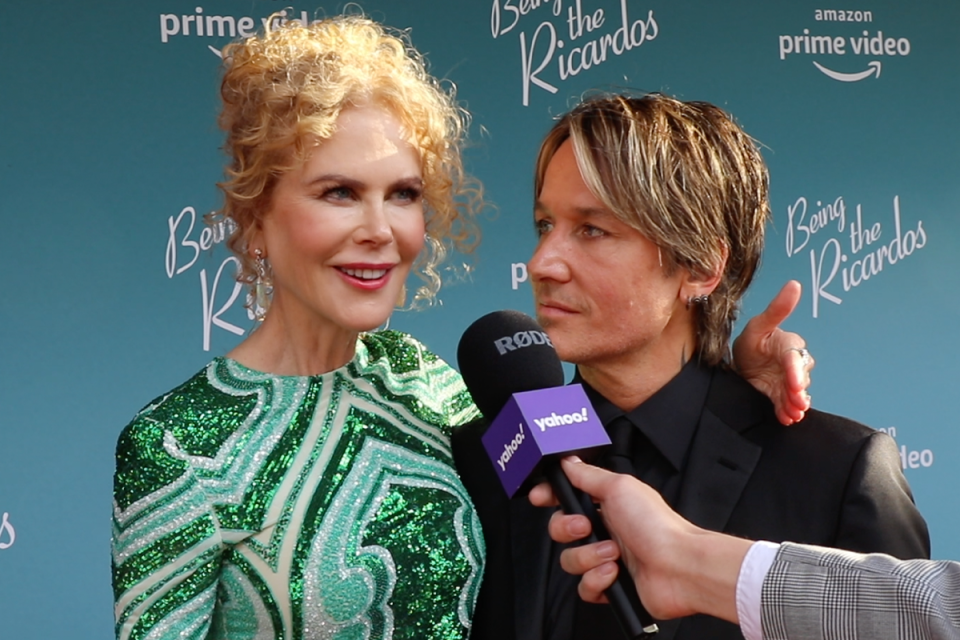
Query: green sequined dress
112 331 484 640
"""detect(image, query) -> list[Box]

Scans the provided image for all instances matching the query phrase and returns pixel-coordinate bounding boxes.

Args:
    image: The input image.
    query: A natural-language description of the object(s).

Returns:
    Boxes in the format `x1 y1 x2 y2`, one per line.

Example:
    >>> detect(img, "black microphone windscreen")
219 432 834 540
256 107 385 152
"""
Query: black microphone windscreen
457 310 565 419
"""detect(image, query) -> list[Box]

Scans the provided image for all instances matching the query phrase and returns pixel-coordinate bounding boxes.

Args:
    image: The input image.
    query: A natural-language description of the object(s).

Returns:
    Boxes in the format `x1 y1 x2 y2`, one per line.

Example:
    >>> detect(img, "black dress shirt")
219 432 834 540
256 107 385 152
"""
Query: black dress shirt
544 359 712 640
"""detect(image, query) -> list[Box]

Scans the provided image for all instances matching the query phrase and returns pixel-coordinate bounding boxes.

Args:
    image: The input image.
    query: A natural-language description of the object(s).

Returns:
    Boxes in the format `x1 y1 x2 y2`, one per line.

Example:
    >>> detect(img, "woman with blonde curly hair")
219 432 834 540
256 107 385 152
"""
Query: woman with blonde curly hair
112 16 483 640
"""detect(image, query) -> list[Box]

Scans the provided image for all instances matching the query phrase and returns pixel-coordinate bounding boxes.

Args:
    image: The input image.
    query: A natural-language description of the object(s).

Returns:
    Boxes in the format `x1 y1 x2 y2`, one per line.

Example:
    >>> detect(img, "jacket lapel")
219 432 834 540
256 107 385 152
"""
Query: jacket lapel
674 408 761 530
659 372 765 640
675 367 765 530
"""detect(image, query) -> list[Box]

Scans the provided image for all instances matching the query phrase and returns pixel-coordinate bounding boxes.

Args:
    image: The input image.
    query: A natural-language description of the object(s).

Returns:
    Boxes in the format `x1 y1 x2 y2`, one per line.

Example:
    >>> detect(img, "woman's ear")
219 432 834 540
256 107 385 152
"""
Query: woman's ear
246 218 267 258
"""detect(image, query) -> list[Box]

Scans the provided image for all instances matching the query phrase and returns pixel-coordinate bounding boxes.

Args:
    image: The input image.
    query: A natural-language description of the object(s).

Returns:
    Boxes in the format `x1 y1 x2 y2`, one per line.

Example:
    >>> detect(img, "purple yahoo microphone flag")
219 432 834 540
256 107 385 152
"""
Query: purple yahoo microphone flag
481 384 611 497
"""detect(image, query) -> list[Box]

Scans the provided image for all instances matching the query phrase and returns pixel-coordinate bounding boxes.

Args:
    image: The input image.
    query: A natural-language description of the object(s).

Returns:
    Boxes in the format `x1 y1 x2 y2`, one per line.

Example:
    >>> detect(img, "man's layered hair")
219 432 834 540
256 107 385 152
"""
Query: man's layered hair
535 93 770 365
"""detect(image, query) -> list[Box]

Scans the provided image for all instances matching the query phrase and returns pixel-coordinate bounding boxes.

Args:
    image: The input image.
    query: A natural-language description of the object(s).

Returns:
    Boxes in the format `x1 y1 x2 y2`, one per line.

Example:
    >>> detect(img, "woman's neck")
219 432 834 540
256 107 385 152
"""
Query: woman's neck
226 308 361 376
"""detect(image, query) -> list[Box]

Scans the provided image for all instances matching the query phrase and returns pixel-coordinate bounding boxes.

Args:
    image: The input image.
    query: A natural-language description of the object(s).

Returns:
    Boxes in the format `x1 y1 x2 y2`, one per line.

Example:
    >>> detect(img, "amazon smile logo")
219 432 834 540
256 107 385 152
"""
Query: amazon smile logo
777 9 911 83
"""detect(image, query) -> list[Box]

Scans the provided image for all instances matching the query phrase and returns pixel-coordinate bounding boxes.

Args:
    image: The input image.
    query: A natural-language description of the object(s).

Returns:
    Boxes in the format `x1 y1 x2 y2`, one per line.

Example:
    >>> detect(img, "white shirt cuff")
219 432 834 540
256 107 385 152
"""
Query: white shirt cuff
736 541 780 640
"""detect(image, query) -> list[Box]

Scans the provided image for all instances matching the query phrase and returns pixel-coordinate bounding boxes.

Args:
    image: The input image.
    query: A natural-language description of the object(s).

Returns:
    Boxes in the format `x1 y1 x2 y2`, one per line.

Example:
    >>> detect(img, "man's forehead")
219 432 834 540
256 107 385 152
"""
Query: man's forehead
534 199 616 221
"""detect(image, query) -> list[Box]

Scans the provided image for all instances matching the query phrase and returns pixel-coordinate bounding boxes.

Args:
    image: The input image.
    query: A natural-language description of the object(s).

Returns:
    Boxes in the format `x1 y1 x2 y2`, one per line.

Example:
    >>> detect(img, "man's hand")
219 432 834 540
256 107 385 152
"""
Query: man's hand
734 280 814 425
529 458 750 623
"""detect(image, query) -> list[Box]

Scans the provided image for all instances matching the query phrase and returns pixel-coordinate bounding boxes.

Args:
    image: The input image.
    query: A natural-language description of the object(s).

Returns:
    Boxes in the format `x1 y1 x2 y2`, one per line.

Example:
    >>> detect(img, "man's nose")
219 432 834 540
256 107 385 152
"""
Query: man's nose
528 234 572 283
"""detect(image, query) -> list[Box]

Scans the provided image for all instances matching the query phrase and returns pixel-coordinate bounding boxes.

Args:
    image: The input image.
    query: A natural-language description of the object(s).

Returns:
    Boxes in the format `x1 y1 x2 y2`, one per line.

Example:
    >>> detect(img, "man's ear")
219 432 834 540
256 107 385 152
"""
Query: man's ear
680 244 729 301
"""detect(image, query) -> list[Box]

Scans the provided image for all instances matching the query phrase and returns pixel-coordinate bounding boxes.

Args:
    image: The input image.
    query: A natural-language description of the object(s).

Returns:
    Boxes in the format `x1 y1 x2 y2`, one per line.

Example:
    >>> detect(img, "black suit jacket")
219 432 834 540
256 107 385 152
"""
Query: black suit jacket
453 366 930 640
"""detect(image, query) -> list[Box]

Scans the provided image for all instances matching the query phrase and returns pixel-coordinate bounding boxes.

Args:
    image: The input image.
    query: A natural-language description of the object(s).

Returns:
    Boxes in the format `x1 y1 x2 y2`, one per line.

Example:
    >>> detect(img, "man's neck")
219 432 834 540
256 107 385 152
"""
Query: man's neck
577 345 692 411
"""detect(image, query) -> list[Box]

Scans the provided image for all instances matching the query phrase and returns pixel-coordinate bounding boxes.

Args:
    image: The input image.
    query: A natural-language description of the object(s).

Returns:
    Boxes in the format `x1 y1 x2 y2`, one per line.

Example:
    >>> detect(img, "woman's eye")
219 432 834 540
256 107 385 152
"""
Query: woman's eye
394 187 422 202
323 186 353 200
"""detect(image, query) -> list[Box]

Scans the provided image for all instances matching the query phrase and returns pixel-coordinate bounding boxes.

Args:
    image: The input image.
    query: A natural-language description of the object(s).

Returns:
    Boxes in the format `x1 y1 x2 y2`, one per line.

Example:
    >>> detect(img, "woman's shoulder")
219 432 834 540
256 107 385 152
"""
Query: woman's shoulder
115 361 262 500
121 360 258 437
114 365 210 509
358 330 455 378
358 330 479 425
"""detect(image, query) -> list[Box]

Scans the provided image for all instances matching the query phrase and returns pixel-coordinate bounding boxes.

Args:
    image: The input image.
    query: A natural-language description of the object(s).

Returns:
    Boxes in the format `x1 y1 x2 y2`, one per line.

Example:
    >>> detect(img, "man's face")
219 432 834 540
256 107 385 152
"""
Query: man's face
529 140 691 372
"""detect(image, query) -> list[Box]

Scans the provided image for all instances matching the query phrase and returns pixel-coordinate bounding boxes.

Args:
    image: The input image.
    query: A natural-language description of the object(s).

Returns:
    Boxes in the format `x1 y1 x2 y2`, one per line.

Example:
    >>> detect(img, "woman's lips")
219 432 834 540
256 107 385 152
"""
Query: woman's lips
336 264 394 290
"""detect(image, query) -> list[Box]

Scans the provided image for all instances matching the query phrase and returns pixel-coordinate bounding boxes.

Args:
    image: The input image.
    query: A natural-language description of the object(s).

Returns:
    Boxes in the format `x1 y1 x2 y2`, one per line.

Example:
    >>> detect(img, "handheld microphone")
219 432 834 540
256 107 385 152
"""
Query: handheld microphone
457 310 659 639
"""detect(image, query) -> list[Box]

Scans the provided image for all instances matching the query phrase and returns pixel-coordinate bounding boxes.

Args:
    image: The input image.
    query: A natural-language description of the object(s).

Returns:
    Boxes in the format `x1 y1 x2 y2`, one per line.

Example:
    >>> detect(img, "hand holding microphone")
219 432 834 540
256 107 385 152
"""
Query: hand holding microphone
457 310 659 639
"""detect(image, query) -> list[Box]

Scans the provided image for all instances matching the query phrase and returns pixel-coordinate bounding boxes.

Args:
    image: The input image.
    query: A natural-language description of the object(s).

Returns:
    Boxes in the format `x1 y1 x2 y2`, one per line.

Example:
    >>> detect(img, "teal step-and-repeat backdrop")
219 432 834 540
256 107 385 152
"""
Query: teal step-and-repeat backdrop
1 1 957 636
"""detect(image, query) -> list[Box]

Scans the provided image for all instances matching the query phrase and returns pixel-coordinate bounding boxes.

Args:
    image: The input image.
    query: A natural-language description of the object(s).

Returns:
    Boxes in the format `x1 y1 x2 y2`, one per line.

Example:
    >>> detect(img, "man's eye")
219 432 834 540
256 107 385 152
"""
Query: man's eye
582 224 606 237
535 219 553 236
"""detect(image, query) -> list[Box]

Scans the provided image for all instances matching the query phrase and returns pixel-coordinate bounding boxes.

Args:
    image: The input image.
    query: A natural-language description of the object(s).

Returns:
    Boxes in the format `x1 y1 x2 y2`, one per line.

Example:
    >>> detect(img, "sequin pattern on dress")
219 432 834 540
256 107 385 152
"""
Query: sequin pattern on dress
112 331 484 640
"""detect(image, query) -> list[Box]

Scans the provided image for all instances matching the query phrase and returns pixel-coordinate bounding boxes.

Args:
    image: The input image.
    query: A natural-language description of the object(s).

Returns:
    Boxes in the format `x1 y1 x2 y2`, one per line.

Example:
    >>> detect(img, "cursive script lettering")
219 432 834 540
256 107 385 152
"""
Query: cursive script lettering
166 207 234 278
804 195 927 318
506 0 660 106
200 257 246 352
0 512 15 550
785 196 846 257
520 21 559 105
166 206 246 350
567 0 604 39
166 206 200 277
491 0 562 38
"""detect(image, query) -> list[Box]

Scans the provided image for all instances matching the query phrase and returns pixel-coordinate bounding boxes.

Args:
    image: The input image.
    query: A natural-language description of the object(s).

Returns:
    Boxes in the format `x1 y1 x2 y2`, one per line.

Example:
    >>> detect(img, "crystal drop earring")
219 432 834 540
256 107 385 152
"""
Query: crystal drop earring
253 249 272 321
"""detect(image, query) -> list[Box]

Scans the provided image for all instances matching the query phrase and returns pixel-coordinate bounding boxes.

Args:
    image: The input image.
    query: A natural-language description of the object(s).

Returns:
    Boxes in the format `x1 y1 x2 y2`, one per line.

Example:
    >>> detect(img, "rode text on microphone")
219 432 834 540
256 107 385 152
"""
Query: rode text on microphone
492 328 553 354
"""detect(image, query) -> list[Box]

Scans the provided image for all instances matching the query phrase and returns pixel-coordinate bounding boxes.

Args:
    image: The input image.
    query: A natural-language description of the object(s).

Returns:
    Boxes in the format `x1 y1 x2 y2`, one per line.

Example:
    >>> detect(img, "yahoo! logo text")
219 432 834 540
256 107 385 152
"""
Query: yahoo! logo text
496 423 526 471
532 408 589 431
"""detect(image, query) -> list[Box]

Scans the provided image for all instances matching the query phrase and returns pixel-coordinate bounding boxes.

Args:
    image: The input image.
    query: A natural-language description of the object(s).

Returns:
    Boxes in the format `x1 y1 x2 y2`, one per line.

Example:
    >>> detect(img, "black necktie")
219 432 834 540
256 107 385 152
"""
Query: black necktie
605 416 636 475
571 416 639 639
572 417 675 638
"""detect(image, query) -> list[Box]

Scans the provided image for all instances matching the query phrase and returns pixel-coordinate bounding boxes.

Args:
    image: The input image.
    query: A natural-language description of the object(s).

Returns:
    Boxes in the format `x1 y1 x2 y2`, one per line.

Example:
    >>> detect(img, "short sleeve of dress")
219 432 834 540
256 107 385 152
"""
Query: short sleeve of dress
362 331 481 434
112 408 225 640
423 346 481 431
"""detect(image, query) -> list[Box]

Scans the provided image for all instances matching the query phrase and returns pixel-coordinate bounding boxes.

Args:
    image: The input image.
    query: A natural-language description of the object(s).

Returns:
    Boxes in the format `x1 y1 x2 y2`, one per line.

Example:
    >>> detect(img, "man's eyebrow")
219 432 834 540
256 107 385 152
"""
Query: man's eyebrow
535 200 613 220
573 206 614 219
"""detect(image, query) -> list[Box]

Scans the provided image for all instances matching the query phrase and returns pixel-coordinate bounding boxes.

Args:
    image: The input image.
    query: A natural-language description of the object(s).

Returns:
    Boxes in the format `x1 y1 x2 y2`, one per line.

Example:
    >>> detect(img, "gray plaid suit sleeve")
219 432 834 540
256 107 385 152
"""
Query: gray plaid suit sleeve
760 542 960 640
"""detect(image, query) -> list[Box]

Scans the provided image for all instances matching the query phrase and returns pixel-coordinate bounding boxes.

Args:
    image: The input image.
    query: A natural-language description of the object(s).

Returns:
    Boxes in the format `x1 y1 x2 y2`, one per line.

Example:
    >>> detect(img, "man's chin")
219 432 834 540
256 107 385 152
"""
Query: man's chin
540 329 579 364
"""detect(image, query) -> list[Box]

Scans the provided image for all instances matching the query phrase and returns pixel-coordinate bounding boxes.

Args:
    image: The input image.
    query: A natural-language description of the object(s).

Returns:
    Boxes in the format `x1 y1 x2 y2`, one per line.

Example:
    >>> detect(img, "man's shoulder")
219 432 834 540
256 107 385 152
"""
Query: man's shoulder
704 366 888 469
754 404 882 453
747 406 888 471
793 407 876 441
707 369 926 556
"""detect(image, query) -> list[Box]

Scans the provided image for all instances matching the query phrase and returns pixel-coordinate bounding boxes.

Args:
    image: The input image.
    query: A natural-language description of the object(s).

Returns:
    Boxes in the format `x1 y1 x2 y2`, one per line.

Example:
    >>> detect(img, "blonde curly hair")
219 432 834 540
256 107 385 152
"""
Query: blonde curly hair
211 15 480 305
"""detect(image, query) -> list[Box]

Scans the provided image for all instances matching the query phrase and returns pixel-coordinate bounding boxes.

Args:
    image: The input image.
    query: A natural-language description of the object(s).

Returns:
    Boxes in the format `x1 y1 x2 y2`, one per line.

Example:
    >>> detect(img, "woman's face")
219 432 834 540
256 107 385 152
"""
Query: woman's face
258 104 425 339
